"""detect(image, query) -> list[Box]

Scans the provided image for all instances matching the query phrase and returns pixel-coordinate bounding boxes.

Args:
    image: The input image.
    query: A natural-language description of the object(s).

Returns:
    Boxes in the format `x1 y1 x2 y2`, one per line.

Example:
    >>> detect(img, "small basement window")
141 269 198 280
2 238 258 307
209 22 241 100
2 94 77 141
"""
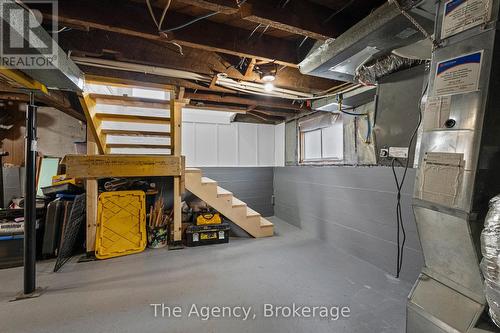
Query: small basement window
299 113 343 164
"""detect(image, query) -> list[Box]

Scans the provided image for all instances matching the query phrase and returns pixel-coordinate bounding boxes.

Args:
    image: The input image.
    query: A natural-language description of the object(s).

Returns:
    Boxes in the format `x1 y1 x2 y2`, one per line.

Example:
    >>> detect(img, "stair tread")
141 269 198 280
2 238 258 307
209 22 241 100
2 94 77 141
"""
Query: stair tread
184 171 273 238
101 129 171 135
232 197 246 207
90 93 170 108
217 187 232 197
96 113 171 122
260 217 274 227
246 208 261 217
201 177 217 184
106 143 172 149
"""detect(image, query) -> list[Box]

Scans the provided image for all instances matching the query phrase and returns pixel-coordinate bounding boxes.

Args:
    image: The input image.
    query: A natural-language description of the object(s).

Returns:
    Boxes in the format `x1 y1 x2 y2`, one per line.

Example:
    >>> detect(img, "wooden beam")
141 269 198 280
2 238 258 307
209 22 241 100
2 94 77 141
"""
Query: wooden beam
36 0 299 66
80 66 237 94
79 94 106 154
62 155 183 178
177 0 347 40
251 110 286 122
171 99 184 244
244 58 256 79
88 67 236 93
184 91 309 112
85 75 175 91
58 29 336 93
0 67 48 93
170 100 184 157
0 84 85 121
86 128 98 254
174 0 240 14
187 103 247 113
89 94 170 109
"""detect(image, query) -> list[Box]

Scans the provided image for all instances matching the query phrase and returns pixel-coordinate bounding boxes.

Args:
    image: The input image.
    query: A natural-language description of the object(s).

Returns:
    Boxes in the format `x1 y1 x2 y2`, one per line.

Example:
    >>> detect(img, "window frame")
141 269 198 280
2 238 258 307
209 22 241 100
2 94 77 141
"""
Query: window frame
298 124 344 165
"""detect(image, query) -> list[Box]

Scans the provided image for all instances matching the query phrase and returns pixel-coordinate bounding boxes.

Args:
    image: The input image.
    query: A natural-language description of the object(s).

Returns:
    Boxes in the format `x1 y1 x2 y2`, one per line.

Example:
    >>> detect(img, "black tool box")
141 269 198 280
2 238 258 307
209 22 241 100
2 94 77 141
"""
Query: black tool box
185 223 230 247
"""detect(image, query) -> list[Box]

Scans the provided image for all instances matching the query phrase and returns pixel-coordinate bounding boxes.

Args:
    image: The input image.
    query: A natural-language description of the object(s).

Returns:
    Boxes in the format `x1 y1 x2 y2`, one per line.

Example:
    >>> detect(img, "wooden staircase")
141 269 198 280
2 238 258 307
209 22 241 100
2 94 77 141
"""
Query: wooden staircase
81 93 173 155
80 80 273 242
185 168 274 238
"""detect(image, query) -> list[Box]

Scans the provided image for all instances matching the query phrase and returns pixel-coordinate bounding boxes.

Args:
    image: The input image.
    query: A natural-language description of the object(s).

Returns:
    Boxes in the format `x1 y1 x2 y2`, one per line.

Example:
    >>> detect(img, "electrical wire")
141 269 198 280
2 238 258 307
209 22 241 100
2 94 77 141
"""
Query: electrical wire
162 11 220 32
338 96 372 143
51 26 71 33
390 81 426 279
248 23 263 40
258 24 270 38
145 0 183 54
146 0 171 31
298 36 309 49
280 0 292 8
323 0 357 24
160 0 248 33
158 0 172 30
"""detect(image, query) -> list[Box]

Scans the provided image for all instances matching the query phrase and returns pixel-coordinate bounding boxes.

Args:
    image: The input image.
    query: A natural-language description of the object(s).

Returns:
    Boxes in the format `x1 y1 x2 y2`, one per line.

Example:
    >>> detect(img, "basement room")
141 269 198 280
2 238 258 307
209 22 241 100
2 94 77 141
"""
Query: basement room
0 0 499 332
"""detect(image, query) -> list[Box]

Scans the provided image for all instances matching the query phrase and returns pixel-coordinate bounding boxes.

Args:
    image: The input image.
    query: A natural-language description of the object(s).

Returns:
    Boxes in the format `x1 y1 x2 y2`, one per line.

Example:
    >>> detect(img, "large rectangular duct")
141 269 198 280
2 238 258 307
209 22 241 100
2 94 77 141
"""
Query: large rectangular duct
407 0 500 332
298 0 435 82
0 0 83 91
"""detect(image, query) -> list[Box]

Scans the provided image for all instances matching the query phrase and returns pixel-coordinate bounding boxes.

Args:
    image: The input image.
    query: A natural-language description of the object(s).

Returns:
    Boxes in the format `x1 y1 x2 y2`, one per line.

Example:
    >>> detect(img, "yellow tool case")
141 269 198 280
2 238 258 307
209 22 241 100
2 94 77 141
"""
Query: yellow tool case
95 191 147 259
194 211 222 226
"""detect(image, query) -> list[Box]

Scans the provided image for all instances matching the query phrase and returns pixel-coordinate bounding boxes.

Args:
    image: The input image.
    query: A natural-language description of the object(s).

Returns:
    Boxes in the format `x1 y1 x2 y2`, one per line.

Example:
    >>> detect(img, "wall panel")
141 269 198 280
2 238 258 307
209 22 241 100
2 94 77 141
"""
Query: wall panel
217 124 238 166
273 166 423 282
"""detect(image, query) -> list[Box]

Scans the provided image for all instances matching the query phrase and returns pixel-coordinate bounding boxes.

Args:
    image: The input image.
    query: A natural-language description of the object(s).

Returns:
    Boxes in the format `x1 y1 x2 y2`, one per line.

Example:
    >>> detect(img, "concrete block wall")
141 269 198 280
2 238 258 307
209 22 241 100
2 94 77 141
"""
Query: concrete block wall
273 166 423 282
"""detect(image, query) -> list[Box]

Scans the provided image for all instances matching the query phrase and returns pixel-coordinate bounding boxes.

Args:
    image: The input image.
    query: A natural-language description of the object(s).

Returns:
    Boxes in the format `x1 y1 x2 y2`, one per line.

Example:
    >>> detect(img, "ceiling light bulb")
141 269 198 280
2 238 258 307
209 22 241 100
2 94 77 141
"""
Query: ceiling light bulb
264 82 274 92
262 74 276 82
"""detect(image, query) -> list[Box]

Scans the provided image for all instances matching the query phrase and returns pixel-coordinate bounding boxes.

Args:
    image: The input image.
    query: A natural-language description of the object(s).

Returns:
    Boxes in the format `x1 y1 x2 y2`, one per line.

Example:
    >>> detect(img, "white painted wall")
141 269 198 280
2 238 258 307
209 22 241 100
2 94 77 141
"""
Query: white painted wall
182 109 285 167
274 122 285 167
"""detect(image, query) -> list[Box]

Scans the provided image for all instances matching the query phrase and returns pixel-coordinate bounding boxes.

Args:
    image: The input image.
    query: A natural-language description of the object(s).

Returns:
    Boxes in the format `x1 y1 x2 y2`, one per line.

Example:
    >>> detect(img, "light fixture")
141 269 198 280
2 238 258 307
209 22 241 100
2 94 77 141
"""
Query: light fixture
262 73 276 82
264 82 274 92
257 63 278 83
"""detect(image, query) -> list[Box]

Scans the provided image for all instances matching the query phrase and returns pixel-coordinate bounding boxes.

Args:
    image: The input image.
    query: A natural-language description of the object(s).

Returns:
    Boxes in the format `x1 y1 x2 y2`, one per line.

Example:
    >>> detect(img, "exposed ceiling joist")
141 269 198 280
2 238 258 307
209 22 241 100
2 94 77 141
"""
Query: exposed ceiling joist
176 0 344 40
58 29 336 93
36 0 300 66
183 91 308 112
0 84 85 121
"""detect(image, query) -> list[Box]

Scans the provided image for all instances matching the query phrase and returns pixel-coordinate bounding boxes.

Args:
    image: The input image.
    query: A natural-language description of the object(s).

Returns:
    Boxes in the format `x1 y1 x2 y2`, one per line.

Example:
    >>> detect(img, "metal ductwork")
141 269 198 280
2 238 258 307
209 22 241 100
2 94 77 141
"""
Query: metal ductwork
355 54 424 85
0 0 83 91
298 0 435 82
481 195 500 328
312 85 377 111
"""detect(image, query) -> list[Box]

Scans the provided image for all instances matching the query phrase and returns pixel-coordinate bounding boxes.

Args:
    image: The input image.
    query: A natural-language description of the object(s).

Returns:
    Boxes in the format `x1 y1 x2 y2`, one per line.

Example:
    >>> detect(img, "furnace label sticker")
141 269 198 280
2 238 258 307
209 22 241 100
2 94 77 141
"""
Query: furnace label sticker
424 96 452 129
441 0 492 39
434 51 482 97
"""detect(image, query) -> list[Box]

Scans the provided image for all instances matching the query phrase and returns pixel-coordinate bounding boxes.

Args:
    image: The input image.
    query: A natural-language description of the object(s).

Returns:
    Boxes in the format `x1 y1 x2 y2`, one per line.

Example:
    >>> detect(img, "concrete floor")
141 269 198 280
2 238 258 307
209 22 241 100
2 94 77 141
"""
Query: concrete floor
0 218 412 333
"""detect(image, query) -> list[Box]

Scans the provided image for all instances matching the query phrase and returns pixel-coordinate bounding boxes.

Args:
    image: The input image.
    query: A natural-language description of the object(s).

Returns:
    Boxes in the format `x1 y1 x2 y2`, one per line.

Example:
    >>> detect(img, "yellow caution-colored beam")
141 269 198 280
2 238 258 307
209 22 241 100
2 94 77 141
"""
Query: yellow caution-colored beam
0 67 48 94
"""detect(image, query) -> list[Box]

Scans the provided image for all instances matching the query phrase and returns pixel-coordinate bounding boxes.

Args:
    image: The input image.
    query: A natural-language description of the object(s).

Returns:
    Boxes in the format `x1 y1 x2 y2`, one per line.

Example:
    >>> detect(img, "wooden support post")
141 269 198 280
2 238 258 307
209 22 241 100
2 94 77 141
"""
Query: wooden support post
171 98 185 247
86 127 98 255
173 177 182 243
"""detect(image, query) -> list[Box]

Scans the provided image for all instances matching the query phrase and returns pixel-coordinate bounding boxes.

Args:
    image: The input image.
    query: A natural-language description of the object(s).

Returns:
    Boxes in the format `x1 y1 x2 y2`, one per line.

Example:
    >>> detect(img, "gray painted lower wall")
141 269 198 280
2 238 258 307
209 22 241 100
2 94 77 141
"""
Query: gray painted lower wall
273 166 423 282
200 167 274 217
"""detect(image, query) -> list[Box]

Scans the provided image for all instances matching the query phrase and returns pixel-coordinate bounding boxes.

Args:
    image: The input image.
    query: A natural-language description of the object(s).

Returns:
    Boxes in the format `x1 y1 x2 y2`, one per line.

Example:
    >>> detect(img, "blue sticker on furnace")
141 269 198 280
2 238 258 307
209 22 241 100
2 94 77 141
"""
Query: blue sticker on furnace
437 52 482 76
445 0 466 15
